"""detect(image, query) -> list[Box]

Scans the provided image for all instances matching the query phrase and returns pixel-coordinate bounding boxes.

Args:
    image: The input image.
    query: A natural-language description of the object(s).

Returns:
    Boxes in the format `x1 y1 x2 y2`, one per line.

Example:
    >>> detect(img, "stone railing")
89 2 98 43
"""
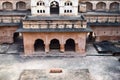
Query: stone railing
0 17 22 23
23 24 86 29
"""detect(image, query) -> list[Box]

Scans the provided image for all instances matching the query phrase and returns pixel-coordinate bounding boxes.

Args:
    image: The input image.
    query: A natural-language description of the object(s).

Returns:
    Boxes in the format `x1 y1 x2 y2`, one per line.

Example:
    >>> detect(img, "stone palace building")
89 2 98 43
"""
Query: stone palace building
0 0 120 55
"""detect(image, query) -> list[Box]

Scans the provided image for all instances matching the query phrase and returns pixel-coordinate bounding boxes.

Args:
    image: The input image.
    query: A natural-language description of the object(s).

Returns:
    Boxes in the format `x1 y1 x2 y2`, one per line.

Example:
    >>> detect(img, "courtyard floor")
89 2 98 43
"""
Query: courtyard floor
0 44 120 80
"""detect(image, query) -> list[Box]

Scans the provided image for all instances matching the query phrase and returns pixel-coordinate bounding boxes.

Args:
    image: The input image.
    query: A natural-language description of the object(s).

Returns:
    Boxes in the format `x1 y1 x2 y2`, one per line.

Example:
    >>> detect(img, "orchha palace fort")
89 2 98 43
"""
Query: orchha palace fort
0 0 120 55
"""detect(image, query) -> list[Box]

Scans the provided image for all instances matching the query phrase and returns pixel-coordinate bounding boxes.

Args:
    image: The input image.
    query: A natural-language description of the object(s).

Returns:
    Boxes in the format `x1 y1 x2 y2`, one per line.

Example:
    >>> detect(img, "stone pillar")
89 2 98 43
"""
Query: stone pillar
13 2 16 10
24 44 34 56
45 44 49 53
93 3 97 11
60 44 64 52
75 43 79 53
26 2 30 10
0 2 2 10
106 3 110 12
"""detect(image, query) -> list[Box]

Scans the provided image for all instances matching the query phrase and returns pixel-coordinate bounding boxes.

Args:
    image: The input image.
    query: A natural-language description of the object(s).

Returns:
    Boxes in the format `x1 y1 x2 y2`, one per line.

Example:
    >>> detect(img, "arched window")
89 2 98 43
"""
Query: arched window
37 10 39 13
64 10 72 13
2 2 13 10
43 10 45 13
37 1 45 6
40 10 42 13
86 2 93 11
96 2 106 11
64 10 66 13
110 2 119 12
67 10 69 13
65 1 72 6
16 1 26 10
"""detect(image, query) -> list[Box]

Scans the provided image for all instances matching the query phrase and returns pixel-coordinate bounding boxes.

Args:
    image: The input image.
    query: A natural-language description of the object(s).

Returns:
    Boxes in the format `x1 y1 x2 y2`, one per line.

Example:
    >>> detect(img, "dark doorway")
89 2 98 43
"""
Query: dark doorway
87 32 96 42
50 39 60 50
65 39 75 51
13 32 21 43
50 1 59 14
34 39 45 51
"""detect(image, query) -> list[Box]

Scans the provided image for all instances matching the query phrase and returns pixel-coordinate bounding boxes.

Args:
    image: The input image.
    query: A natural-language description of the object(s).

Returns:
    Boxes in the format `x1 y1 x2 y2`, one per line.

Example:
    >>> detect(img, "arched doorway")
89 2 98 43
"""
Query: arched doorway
87 32 96 42
13 32 21 43
50 1 59 14
110 2 119 12
34 39 45 52
50 39 60 50
65 39 75 51
86 2 93 11
96 2 106 11
3 2 13 10
16 1 26 10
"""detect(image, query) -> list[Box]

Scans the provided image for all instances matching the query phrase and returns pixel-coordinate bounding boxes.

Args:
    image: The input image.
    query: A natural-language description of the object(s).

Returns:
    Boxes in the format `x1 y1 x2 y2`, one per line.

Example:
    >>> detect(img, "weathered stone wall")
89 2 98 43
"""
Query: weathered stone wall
0 26 18 44
85 15 120 23
0 0 30 10
79 0 120 12
23 32 87 55
91 26 120 41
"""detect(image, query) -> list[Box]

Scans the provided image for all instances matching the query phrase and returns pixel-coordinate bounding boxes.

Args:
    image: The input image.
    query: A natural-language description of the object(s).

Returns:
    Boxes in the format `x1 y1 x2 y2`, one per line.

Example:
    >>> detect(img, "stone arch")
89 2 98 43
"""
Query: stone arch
50 1 59 14
49 39 60 50
63 37 77 44
65 38 75 51
110 2 119 12
86 2 93 11
96 2 106 11
34 39 45 52
2 2 13 10
16 1 26 10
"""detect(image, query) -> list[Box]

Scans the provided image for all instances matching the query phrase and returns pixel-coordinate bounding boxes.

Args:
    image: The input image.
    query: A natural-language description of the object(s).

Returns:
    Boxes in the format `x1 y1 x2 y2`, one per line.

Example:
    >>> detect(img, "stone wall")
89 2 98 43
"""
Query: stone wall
23 32 87 55
79 0 120 12
91 26 120 41
85 15 120 23
0 0 30 10
0 26 18 44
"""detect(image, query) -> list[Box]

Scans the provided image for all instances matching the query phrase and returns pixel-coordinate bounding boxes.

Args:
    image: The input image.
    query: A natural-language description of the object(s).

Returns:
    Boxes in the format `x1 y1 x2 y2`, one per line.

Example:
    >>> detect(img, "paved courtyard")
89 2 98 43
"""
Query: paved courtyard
0 44 120 80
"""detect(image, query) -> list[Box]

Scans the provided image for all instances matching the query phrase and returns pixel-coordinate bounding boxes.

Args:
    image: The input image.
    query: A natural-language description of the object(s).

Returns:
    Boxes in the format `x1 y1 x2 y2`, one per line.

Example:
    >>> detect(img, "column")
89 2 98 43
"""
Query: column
13 2 16 10
75 43 79 53
93 3 97 11
60 44 64 52
0 2 2 10
119 3 120 12
45 44 49 53
24 44 34 55
106 3 110 12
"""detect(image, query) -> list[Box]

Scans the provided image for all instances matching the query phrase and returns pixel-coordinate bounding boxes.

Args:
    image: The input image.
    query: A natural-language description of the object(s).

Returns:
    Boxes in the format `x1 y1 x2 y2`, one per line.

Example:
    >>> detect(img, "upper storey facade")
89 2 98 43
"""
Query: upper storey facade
0 0 119 13
0 0 30 10
31 0 78 16
79 0 120 12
